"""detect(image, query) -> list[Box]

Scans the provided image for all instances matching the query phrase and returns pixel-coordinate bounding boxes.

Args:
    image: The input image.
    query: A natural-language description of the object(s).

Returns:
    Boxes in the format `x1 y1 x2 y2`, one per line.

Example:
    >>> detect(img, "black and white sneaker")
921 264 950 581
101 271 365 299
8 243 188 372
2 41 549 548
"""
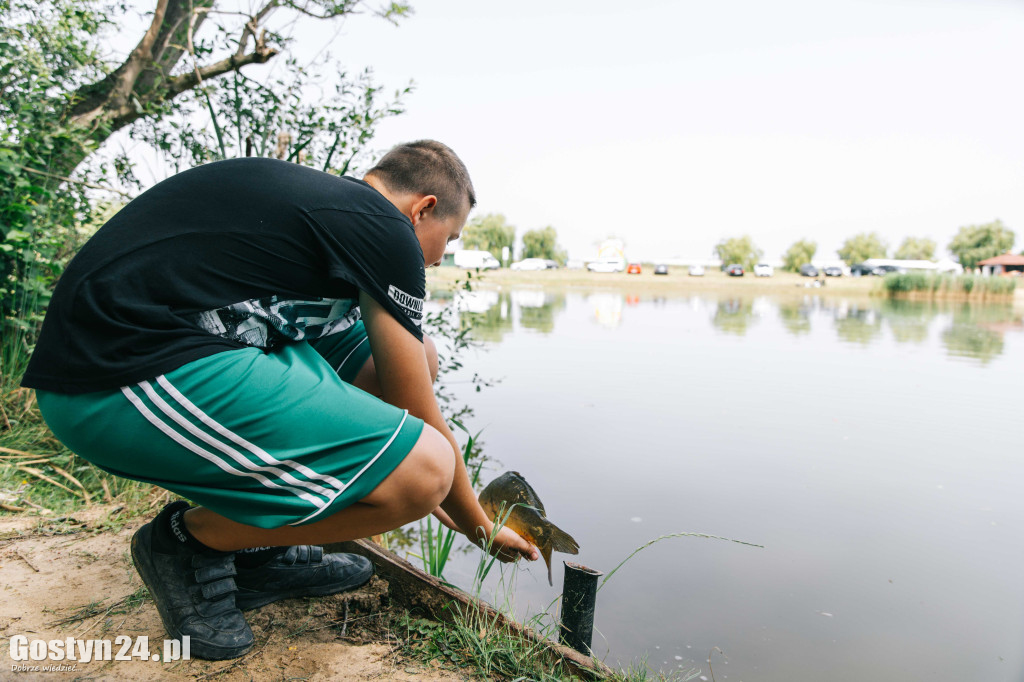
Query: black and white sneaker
234 545 374 611
130 502 254 660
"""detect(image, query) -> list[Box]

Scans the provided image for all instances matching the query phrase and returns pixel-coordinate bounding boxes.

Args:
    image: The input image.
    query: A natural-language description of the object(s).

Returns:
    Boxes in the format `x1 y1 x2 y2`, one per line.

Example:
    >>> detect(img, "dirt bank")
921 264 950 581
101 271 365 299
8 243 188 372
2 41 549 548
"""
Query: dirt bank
0 506 465 681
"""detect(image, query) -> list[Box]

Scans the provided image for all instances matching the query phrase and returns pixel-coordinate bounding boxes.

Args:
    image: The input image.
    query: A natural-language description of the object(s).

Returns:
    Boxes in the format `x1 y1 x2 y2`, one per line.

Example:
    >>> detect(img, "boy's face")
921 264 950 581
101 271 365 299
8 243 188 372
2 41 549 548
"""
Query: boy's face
415 204 469 268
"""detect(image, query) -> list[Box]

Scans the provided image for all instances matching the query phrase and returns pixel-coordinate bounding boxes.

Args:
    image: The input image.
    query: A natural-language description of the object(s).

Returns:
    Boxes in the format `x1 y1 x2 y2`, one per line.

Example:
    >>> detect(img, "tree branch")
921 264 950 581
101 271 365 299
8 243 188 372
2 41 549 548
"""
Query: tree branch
237 0 280 59
166 44 279 99
111 0 171 105
68 0 171 128
16 166 133 198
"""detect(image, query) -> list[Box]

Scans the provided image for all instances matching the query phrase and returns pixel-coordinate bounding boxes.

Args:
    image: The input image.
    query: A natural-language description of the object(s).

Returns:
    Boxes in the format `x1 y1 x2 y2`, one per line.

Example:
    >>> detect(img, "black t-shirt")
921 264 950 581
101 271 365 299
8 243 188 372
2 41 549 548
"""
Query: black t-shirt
22 158 426 394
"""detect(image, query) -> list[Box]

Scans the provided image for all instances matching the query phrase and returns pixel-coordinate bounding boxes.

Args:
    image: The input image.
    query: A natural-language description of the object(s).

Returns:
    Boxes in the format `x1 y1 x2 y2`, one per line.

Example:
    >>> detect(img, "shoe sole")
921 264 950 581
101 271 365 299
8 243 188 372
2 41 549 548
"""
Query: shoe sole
131 523 253 660
234 565 374 611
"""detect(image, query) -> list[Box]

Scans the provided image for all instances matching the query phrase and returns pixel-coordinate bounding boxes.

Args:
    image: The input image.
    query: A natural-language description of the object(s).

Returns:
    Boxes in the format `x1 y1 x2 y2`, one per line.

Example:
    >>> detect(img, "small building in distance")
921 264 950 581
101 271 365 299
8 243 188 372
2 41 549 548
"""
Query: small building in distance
978 253 1024 276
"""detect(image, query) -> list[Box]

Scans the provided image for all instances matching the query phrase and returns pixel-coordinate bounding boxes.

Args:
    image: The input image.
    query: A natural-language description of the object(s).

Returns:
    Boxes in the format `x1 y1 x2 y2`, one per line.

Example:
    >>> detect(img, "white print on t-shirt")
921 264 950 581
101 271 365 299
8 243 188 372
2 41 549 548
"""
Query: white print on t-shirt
190 296 360 348
387 285 423 327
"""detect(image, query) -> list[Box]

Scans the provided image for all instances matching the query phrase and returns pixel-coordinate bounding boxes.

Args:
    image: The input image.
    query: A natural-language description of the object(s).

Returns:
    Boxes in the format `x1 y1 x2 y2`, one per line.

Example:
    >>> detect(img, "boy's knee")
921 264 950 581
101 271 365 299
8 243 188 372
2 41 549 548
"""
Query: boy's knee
380 424 453 520
414 424 455 508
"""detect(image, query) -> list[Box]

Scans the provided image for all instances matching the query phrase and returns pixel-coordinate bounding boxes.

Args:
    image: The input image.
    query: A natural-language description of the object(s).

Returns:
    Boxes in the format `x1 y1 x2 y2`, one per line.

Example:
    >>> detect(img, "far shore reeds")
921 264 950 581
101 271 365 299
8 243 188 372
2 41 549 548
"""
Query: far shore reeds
879 272 1017 301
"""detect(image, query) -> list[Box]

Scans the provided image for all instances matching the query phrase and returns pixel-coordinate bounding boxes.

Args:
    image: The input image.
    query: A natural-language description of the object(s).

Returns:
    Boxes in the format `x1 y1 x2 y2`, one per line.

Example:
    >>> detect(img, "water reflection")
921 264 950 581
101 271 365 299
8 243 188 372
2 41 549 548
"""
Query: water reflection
777 298 814 336
883 299 932 345
712 297 757 336
455 290 511 343
589 292 624 328
833 302 883 346
450 289 568 339
941 303 1016 364
517 290 566 334
432 286 1022 363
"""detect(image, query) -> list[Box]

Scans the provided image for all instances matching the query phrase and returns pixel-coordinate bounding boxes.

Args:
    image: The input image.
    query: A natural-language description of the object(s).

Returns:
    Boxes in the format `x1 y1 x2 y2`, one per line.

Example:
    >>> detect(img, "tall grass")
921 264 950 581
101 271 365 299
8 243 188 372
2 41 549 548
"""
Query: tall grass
0 286 159 518
396 525 765 681
402 517 764 681
0 287 160 517
881 272 1017 298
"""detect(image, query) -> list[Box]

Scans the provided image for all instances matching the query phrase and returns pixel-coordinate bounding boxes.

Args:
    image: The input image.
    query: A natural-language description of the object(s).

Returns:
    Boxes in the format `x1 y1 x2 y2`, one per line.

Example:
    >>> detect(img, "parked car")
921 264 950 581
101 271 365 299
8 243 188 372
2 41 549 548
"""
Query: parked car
688 264 705 277
587 257 626 273
627 263 642 274
725 264 745 277
454 249 500 270
876 264 906 275
753 263 774 277
654 264 669 275
850 263 881 276
510 257 549 271
823 266 843 277
800 264 819 277
544 259 560 269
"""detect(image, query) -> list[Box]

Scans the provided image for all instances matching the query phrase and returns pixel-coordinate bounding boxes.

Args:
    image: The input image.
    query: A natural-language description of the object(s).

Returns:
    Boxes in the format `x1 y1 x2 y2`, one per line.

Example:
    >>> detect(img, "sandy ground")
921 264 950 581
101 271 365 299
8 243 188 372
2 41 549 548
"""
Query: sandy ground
0 506 466 681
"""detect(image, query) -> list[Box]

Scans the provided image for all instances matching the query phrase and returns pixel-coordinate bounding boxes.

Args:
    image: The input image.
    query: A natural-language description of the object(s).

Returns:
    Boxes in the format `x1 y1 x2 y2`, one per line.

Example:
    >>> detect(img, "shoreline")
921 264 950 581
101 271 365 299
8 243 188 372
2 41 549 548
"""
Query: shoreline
427 267 1024 309
428 266 880 298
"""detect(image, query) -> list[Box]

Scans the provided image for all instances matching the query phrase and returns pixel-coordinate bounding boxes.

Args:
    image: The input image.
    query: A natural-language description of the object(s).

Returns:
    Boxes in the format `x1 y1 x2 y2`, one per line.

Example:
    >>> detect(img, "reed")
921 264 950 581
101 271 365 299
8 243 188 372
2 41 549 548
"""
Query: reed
881 272 1017 299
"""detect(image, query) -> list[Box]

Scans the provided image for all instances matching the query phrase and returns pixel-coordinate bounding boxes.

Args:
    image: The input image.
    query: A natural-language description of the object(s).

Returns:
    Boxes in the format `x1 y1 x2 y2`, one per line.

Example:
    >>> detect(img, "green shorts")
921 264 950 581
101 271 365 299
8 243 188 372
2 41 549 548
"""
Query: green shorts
36 324 423 529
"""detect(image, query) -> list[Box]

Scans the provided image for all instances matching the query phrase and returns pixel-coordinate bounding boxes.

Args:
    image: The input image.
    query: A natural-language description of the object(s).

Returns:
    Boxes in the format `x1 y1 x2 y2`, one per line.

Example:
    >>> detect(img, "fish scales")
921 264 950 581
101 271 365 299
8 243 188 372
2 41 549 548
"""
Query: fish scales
478 471 579 585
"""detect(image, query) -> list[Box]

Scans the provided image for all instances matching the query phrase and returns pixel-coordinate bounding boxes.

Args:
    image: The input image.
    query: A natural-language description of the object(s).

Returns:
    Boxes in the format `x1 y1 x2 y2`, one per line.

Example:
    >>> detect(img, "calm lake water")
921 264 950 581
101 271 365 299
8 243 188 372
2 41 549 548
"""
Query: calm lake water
424 286 1024 682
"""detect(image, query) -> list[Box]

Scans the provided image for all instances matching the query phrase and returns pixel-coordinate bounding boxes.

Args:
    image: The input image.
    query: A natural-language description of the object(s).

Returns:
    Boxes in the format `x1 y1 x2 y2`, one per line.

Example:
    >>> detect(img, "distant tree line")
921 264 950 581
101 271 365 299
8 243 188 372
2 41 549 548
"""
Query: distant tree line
722 219 1015 272
460 213 567 264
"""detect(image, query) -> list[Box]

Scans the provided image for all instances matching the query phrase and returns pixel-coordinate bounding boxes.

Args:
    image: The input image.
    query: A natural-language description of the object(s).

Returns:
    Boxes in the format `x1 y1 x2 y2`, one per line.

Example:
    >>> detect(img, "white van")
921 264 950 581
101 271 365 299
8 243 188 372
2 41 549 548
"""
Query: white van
586 257 625 273
453 249 500 270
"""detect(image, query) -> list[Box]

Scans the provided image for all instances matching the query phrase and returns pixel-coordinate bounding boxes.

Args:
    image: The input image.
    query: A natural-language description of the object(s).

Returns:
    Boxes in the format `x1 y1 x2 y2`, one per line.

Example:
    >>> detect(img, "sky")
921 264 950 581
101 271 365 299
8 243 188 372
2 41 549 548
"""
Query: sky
114 0 1024 263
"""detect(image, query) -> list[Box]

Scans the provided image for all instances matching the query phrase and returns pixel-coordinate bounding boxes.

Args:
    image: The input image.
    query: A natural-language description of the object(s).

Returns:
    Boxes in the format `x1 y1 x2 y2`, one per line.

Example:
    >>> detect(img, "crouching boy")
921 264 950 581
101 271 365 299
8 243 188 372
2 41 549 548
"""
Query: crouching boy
21 140 537 660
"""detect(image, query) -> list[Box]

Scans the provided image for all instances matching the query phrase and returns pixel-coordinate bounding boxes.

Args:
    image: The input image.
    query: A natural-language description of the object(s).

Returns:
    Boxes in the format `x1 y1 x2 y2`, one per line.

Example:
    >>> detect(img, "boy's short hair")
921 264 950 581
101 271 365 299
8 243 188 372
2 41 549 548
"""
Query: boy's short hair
365 140 476 220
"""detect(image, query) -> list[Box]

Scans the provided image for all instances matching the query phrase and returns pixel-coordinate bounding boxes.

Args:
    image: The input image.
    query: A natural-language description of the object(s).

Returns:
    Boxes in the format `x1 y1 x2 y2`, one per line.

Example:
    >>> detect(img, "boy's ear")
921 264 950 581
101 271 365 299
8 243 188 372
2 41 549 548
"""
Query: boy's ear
409 195 438 226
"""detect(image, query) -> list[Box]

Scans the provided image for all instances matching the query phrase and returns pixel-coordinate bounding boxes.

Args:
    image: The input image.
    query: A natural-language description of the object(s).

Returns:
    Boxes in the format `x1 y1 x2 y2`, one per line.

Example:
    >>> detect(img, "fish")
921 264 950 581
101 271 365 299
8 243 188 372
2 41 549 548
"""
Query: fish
478 471 579 585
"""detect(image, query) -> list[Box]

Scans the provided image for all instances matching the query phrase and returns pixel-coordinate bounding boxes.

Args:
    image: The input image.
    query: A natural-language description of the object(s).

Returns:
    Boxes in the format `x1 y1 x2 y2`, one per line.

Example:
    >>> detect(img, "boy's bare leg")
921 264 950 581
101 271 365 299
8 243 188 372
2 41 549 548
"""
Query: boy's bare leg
183 422 455 551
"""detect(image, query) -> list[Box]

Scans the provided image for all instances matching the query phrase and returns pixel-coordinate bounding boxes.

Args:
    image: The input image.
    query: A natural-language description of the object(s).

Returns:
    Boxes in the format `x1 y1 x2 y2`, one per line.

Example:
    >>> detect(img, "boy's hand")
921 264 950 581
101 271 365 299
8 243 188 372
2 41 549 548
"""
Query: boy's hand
435 505 538 562
484 524 540 563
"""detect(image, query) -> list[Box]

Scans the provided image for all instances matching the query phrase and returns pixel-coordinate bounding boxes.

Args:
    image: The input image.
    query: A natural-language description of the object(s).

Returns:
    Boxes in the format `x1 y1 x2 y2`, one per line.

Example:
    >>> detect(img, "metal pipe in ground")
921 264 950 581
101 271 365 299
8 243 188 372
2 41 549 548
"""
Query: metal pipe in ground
559 562 602 655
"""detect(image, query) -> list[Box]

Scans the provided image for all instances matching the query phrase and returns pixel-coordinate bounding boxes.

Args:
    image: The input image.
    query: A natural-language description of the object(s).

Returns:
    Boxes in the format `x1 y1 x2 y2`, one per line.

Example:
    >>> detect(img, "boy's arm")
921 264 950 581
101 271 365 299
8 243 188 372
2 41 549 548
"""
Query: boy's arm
359 292 538 562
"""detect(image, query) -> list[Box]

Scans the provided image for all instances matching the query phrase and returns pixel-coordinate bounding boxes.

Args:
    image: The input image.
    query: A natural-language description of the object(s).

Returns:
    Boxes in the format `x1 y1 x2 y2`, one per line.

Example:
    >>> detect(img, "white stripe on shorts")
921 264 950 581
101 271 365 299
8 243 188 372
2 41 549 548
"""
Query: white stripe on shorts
120 386 327 510
137 380 337 499
291 410 410 526
155 375 347 493
335 336 369 374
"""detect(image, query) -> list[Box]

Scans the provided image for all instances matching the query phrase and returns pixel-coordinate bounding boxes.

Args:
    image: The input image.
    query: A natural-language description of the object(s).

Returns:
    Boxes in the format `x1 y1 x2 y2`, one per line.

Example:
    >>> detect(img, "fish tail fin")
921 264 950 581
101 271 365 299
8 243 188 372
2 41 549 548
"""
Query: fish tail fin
548 522 579 555
541 544 553 586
